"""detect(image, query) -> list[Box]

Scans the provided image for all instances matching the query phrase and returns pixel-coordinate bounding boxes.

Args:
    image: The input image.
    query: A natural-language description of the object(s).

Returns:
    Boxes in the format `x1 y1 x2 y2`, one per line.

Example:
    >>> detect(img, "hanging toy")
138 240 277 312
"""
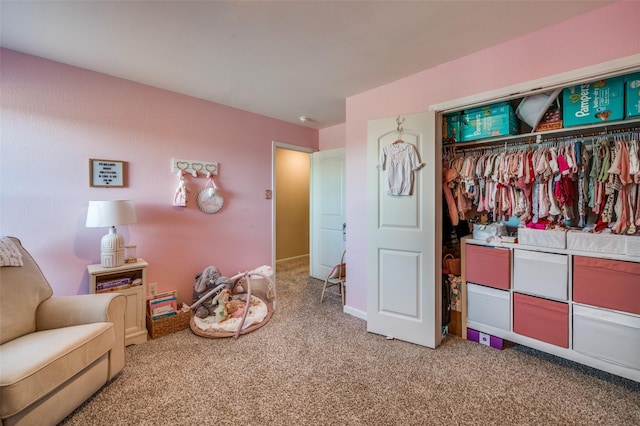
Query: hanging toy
197 173 224 214
173 171 191 207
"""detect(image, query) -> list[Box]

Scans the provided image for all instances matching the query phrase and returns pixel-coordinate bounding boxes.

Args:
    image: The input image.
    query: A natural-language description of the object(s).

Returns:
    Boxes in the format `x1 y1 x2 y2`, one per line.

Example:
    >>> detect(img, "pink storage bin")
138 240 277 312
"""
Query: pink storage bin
513 293 569 348
465 244 510 290
573 256 640 315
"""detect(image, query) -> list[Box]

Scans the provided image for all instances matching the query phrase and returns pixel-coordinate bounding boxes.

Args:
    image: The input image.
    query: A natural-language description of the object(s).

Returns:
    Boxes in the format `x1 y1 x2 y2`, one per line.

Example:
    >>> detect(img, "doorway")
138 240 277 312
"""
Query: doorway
272 143 313 281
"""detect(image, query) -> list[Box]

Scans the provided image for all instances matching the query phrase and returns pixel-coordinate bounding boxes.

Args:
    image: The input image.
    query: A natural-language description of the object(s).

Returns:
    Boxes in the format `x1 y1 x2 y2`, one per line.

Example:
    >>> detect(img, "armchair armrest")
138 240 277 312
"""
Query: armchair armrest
36 294 126 379
36 294 124 330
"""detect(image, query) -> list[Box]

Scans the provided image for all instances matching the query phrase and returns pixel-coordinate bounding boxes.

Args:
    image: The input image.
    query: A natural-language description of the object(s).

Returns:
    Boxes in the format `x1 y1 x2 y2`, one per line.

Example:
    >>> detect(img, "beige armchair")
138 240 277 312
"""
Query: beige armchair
0 237 126 426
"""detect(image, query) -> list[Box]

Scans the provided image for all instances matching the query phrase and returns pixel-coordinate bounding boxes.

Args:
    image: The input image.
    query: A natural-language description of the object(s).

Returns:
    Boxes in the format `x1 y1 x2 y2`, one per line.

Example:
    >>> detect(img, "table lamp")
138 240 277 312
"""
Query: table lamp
86 200 137 268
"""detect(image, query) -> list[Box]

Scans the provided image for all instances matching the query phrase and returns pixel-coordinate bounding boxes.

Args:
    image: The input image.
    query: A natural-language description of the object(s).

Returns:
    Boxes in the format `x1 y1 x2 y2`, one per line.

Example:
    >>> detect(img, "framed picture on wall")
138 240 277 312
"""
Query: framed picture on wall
89 159 126 187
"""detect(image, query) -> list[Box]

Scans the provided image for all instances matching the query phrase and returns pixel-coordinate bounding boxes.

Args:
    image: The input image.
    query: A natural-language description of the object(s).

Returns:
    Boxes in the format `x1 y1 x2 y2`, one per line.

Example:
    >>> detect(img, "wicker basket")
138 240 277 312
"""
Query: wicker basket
147 310 193 339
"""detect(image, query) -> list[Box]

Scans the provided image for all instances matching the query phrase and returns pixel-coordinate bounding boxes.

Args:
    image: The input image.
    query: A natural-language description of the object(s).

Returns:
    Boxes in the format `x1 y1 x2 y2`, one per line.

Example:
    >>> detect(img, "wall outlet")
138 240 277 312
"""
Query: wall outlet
149 282 158 297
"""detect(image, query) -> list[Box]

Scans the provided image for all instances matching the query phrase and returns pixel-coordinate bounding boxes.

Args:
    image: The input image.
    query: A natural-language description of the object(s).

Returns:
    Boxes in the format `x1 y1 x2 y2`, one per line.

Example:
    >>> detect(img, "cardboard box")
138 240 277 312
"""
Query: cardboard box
562 77 624 127
625 72 640 118
467 328 504 350
442 112 460 144
461 103 518 142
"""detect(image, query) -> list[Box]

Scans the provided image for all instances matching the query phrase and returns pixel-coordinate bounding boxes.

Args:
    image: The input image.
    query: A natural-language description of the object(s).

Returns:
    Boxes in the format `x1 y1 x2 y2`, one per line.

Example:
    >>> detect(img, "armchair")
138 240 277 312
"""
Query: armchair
0 237 126 426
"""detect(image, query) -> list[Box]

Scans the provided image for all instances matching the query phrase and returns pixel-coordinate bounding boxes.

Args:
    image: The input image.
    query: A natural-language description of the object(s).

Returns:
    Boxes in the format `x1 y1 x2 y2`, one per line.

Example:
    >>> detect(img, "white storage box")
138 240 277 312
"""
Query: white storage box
626 235 640 257
513 249 568 300
467 283 510 330
517 227 566 249
573 305 640 370
566 230 626 255
473 223 507 243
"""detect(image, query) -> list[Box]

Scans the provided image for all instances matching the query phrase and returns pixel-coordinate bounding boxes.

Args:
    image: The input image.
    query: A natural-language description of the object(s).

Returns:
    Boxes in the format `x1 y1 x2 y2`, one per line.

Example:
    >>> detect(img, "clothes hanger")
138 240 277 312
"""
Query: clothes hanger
393 115 405 144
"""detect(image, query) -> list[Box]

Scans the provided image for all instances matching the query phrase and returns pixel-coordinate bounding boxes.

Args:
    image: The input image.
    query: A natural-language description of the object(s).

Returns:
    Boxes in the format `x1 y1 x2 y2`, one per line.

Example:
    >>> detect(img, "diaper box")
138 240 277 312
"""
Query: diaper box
461 102 519 142
442 112 461 144
562 76 625 127
625 72 640 118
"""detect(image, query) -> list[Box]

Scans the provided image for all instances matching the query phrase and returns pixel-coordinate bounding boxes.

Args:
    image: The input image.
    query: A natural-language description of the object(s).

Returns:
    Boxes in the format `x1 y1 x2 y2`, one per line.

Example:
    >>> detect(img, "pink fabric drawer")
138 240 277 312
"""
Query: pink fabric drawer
513 293 569 348
573 256 640 315
465 244 510 290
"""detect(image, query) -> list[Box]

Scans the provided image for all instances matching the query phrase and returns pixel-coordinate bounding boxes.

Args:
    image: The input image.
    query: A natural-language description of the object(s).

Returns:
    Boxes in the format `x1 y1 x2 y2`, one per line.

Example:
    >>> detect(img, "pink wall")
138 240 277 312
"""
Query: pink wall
1 49 318 303
345 1 640 313
319 123 346 150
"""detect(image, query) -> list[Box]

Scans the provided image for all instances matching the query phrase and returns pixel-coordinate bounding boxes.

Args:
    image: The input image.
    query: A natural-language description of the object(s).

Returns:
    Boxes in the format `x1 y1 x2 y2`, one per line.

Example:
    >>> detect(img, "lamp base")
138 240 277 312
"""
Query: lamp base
101 228 125 268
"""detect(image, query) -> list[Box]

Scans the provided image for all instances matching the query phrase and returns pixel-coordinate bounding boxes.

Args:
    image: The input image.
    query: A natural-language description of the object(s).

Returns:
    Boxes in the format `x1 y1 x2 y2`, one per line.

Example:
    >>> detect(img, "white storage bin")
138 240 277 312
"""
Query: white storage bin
467 283 510 330
567 230 625 255
513 249 568 300
625 235 640 257
518 227 566 249
573 305 640 371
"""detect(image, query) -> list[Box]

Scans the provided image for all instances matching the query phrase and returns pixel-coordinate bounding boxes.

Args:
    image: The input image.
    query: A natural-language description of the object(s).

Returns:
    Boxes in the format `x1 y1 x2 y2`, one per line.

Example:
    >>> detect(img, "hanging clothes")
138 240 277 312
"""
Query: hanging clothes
378 141 424 195
443 129 640 235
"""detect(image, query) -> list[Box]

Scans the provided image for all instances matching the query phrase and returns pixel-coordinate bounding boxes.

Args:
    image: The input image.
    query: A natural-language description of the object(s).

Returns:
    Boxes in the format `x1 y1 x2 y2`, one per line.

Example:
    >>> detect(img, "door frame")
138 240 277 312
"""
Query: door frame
271 141 315 271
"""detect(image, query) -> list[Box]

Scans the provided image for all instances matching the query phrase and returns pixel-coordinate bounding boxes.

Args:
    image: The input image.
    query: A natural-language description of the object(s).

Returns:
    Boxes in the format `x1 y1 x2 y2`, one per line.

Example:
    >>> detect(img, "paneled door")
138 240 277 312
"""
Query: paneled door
366 111 441 348
310 148 346 281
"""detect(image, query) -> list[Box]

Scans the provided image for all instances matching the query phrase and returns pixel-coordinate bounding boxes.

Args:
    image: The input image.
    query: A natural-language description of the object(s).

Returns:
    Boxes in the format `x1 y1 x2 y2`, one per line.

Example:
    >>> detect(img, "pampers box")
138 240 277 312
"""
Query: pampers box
442 112 461 144
625 72 640 118
460 102 519 142
562 77 624 127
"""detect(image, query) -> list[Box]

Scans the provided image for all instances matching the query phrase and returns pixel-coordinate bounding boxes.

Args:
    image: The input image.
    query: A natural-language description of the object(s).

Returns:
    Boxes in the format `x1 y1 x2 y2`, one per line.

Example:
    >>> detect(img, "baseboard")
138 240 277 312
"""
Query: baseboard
344 304 367 321
275 254 309 264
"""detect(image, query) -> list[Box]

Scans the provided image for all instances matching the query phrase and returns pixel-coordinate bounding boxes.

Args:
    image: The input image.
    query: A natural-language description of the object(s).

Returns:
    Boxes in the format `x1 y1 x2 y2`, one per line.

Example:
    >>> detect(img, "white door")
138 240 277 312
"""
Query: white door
310 148 346 280
367 111 441 348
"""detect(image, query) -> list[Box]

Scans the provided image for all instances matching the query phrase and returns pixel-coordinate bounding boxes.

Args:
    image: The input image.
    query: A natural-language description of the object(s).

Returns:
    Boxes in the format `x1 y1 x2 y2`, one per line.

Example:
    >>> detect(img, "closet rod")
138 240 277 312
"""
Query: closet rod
448 117 640 151
451 126 640 154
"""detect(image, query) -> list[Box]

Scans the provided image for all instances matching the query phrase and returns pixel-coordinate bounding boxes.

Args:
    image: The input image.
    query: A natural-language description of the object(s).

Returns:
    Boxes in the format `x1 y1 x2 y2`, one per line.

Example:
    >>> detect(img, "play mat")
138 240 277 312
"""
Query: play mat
189 265 275 339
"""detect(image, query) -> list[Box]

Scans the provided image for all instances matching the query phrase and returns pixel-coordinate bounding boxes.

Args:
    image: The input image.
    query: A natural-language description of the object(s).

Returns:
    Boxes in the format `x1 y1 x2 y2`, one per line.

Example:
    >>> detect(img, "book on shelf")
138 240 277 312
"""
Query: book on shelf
97 283 131 293
96 277 131 293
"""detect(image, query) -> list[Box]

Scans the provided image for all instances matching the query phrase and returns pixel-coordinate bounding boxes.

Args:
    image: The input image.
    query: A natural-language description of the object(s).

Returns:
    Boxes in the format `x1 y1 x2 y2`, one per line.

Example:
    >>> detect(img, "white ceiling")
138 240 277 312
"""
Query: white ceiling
0 1 613 129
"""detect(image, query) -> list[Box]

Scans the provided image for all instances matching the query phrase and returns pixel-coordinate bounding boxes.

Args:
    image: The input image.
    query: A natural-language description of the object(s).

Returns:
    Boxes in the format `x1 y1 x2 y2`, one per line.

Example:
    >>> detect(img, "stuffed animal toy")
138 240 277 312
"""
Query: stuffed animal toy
211 288 232 323
193 266 230 319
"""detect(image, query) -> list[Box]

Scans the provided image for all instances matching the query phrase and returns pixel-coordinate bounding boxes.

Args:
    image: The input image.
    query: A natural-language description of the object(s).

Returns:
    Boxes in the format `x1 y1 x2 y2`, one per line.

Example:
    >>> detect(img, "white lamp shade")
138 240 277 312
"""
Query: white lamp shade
86 200 137 228
86 200 137 268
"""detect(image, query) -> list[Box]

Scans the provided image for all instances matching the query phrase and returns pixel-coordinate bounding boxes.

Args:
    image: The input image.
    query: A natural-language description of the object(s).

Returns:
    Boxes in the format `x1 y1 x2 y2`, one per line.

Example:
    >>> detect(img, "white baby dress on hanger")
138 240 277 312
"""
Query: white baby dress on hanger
377 141 424 195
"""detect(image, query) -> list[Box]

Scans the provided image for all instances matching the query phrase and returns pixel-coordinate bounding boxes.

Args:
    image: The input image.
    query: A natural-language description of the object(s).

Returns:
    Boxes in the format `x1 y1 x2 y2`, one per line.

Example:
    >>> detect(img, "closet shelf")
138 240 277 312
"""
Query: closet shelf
451 117 640 150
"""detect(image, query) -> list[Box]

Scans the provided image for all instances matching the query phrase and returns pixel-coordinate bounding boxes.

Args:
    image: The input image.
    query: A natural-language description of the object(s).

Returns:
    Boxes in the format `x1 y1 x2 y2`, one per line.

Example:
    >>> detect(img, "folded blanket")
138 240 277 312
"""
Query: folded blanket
0 237 23 267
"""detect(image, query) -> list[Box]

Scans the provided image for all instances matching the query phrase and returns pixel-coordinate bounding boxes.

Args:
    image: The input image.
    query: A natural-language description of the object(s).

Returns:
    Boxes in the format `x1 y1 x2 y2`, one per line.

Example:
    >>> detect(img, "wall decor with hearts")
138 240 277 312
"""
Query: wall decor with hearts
171 158 218 177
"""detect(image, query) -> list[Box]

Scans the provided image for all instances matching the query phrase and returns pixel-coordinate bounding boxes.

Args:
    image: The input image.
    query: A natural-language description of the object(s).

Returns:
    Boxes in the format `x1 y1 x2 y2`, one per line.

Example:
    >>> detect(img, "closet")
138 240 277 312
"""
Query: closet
436 56 640 382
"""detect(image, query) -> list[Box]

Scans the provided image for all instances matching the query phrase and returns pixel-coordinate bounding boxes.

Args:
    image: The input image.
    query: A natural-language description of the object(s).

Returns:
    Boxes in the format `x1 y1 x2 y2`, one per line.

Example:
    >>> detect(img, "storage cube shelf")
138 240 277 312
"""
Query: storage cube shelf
463 237 640 382
88 259 148 346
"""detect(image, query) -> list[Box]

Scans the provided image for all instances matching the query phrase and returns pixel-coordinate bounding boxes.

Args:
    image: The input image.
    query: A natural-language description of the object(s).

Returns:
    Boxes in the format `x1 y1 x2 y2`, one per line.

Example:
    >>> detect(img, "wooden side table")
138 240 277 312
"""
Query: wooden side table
88 259 148 345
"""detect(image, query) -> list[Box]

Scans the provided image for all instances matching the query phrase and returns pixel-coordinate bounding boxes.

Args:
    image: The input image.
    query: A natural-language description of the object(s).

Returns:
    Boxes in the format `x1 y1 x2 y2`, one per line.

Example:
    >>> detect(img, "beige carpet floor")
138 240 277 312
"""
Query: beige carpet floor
61 257 640 425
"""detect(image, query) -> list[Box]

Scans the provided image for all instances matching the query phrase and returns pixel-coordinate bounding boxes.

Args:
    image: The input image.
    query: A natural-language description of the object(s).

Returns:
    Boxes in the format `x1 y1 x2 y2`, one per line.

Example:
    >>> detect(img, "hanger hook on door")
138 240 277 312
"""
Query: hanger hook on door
396 115 405 133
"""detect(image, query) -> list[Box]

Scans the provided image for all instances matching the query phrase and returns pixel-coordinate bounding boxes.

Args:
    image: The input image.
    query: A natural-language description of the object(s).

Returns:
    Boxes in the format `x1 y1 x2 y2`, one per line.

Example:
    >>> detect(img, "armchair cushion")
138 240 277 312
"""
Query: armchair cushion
0 323 114 419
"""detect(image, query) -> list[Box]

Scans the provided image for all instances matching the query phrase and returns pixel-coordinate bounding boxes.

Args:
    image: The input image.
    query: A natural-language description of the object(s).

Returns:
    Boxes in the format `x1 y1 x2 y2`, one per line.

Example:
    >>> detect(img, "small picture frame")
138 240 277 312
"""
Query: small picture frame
89 159 126 187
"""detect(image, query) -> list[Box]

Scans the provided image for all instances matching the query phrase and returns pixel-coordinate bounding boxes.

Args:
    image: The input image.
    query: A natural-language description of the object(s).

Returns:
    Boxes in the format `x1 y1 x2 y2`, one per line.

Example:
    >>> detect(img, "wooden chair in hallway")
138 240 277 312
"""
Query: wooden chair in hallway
320 250 346 305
